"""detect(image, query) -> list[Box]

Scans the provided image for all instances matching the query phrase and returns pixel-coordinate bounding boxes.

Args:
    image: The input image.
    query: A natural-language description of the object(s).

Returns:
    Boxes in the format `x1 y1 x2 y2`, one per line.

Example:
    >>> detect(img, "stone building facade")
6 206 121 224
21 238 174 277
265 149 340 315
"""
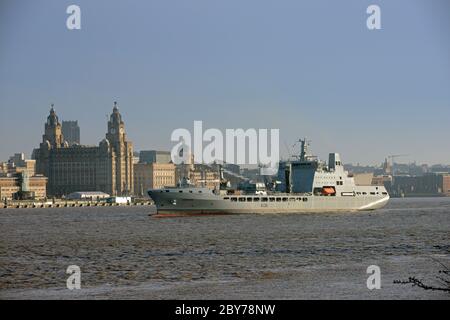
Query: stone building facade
0 174 47 201
134 163 176 197
33 103 133 197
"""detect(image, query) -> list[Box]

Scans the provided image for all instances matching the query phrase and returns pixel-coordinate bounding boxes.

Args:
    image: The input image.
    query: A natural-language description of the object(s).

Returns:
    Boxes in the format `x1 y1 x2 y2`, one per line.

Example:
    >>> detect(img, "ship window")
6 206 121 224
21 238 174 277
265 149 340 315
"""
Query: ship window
262 197 268 202
282 197 288 202
239 197 245 202
198 191 202 193
370 192 376 195
179 190 183 193
189 190 193 193
289 198 295 202
276 197 281 202
269 197 275 202
247 197 253 202
231 197 237 202
224 197 230 200
363 192 367 195
166 190 170 192
254 198 260 202
303 197 308 202
296 197 302 201
382 192 388 195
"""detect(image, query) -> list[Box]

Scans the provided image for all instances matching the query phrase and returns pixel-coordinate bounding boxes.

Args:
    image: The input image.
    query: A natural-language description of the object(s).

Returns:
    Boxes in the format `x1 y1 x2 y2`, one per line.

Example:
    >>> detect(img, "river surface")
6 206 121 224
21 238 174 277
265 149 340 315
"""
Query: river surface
0 197 449 299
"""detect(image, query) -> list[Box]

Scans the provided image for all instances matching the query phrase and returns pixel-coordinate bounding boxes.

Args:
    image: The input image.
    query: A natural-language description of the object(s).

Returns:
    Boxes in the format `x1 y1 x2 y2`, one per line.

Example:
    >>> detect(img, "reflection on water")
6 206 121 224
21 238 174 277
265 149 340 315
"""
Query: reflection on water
0 197 449 299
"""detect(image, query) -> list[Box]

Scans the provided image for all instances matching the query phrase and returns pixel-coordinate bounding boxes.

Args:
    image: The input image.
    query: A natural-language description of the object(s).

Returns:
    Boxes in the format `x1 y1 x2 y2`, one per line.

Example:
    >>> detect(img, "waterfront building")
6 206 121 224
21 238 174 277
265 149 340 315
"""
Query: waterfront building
133 162 176 196
175 161 220 190
139 150 172 164
33 103 134 197
66 191 110 201
0 172 47 201
61 120 80 146
391 173 450 197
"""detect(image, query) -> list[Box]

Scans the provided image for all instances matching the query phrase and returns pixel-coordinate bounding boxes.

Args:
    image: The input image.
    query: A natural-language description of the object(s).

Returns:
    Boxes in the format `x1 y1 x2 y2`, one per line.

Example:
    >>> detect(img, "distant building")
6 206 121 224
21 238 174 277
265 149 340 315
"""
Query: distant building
66 191 110 201
61 121 80 146
134 162 176 196
0 162 7 174
372 175 392 187
33 103 134 197
188 166 220 189
175 160 220 190
354 173 374 186
139 150 171 164
0 172 47 201
224 163 240 175
443 174 450 196
6 153 36 176
132 151 140 165
391 173 450 197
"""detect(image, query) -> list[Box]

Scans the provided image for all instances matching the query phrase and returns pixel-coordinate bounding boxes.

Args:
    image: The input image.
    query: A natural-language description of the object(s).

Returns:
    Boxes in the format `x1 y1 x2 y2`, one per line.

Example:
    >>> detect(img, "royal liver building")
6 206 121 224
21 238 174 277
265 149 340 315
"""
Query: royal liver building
33 102 134 197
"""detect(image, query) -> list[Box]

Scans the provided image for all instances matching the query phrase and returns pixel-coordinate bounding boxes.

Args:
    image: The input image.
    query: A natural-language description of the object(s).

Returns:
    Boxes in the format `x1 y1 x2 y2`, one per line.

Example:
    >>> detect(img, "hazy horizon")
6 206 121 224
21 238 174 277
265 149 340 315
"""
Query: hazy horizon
1 0 449 165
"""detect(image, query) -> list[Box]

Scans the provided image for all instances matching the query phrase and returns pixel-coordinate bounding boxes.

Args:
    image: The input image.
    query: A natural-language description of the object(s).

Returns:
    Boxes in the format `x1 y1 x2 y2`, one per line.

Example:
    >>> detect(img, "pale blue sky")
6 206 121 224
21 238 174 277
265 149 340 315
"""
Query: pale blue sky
0 0 449 165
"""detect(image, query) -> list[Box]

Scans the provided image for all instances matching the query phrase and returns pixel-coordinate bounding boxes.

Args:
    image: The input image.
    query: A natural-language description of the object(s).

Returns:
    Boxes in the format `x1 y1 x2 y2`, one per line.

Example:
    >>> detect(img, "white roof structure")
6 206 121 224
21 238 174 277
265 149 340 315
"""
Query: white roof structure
66 191 110 199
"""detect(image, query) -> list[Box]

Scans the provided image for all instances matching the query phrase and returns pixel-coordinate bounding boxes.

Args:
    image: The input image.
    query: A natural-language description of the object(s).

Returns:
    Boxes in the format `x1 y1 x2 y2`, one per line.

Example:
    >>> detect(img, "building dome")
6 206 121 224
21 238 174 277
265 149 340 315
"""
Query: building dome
99 138 111 150
47 104 59 126
110 101 122 124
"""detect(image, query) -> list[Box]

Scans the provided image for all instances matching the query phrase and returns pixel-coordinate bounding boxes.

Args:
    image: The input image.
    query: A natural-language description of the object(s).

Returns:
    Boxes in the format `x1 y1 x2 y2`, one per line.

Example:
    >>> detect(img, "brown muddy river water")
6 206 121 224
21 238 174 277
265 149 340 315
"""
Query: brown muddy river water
0 197 449 299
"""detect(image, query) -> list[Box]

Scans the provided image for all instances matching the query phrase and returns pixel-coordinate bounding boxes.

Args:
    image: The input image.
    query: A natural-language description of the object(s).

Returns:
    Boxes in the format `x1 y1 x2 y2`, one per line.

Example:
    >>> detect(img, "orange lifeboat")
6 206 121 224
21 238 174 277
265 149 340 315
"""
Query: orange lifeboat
322 187 336 195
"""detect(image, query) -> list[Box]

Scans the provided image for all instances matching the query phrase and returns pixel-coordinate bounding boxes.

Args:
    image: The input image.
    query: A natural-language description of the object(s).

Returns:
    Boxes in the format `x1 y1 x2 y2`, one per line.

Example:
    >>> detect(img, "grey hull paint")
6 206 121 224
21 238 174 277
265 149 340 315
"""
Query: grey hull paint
148 189 390 215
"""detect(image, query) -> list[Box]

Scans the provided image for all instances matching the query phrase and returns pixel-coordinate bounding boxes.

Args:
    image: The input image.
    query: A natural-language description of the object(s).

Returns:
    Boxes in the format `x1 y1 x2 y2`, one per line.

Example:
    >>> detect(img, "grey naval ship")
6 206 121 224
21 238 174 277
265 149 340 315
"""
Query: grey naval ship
148 139 390 215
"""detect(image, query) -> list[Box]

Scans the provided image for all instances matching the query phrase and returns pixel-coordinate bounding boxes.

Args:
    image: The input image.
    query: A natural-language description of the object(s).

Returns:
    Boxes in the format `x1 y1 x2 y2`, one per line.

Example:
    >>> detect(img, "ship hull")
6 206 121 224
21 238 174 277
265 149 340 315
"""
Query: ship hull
148 188 390 216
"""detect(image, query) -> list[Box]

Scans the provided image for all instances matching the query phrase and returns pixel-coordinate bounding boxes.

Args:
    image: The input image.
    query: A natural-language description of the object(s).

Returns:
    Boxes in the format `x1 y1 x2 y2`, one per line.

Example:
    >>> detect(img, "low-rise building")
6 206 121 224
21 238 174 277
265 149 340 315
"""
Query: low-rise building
175 163 220 190
66 191 110 201
139 150 172 164
354 173 374 186
134 162 176 197
0 173 47 201
391 173 450 197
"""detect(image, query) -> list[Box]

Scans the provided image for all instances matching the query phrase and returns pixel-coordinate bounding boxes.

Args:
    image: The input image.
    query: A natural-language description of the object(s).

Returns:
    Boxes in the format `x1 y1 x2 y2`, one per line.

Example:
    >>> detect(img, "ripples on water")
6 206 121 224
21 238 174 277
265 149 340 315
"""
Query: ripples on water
0 197 449 299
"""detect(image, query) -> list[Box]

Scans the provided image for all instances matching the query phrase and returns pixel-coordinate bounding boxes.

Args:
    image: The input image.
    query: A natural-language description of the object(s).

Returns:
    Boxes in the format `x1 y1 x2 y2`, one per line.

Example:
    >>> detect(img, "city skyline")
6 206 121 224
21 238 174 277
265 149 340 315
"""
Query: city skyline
3 103 450 168
1 0 450 165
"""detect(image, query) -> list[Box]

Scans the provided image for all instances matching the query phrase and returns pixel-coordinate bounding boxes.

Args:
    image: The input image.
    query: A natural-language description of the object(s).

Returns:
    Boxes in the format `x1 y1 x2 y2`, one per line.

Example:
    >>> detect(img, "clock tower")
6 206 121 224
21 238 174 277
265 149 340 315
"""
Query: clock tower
105 101 134 196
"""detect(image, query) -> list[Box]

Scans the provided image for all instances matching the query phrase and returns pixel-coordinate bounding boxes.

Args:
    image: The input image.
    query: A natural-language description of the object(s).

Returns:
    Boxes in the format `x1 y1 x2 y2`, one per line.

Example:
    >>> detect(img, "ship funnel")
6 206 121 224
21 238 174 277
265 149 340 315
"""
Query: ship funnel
329 153 342 170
